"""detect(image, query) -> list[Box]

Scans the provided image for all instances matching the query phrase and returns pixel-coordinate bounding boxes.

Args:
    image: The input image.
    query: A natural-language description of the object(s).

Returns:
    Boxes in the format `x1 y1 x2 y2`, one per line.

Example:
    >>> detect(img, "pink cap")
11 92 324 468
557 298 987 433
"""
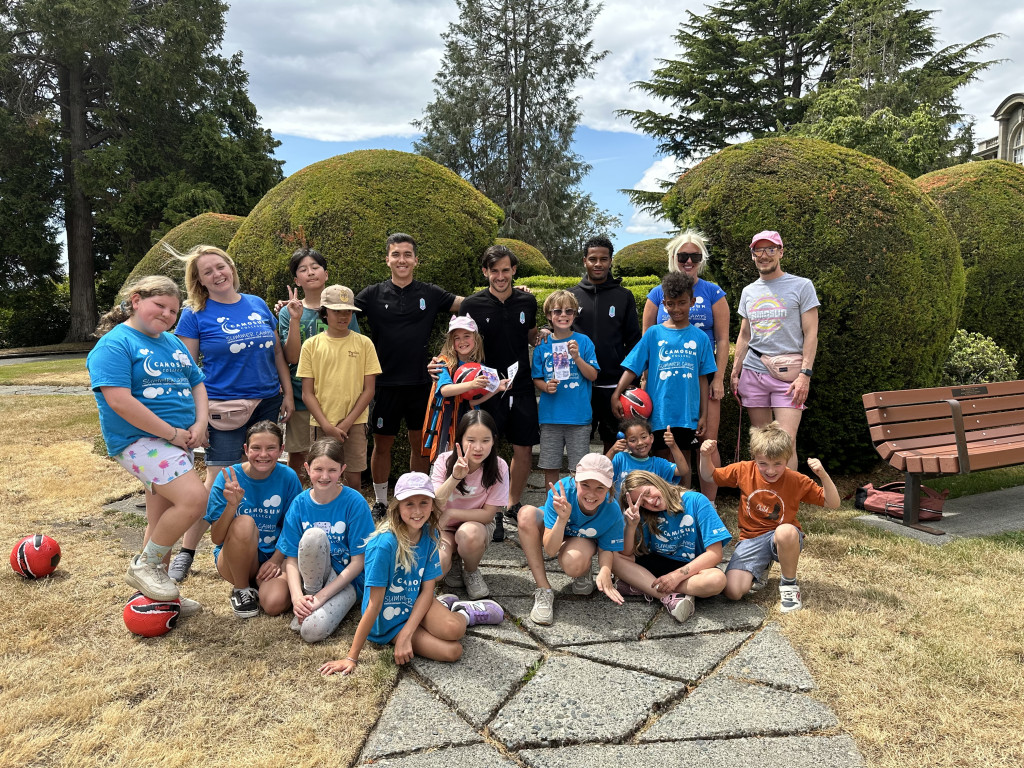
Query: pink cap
394 472 436 500
575 453 614 489
448 315 478 334
749 230 783 248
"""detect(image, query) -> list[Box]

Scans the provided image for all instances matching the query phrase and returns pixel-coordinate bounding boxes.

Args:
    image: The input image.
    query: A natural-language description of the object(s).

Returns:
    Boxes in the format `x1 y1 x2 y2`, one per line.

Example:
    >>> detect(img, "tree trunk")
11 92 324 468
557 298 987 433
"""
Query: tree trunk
59 58 97 342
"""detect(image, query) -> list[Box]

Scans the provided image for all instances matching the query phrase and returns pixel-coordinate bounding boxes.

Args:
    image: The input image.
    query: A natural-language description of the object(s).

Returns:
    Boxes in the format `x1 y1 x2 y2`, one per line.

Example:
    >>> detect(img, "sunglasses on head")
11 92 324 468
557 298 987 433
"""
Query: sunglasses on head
676 251 703 263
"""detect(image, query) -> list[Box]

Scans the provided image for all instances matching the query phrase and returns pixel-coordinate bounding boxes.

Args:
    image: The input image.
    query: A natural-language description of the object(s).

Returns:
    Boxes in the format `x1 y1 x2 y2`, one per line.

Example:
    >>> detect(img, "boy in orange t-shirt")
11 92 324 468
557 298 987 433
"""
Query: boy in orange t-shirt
699 421 838 613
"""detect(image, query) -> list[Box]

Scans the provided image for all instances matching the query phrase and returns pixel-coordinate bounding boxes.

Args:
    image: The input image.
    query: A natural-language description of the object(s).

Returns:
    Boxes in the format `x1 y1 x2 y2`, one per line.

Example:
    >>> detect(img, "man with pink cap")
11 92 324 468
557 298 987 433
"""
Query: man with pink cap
727 231 819 469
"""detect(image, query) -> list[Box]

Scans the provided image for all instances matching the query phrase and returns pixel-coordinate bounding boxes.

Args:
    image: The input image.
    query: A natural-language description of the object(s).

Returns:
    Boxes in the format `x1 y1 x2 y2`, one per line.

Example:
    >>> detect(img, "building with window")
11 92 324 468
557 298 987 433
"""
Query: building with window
975 93 1024 164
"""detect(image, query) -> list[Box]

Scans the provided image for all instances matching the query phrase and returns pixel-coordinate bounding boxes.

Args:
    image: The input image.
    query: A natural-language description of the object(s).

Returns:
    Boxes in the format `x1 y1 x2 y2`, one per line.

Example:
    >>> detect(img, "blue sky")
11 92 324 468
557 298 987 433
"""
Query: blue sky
224 1 1022 251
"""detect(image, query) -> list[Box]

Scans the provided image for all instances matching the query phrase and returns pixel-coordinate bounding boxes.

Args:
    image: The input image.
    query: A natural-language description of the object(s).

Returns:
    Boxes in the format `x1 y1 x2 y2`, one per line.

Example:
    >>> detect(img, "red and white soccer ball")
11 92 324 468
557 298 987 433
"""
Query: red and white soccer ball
454 362 487 401
123 592 181 637
10 534 61 579
619 387 653 419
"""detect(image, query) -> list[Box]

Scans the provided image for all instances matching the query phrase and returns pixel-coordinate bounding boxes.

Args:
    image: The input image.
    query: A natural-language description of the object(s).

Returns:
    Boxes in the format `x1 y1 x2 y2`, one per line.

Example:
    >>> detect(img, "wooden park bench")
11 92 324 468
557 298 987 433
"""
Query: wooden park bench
862 380 1024 534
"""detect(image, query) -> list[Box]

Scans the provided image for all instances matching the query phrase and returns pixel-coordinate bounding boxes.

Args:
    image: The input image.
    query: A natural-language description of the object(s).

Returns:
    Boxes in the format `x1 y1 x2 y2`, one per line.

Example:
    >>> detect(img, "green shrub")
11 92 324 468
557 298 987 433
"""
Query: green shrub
612 238 670 277
940 329 1018 386
502 275 659 328
496 238 554 277
662 137 964 470
916 160 1024 365
117 213 245 299
0 278 70 348
228 150 504 304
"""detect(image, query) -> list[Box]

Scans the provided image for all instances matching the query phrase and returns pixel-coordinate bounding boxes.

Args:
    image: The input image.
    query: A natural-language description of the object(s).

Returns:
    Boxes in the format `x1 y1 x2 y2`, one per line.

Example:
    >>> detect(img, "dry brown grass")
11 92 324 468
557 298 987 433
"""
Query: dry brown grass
0 395 395 768
714 497 1024 768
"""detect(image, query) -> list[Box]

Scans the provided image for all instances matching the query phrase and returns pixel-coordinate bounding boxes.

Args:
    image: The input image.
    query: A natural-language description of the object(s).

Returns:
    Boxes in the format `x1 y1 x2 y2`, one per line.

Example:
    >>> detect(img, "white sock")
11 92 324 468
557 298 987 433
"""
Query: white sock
373 482 388 504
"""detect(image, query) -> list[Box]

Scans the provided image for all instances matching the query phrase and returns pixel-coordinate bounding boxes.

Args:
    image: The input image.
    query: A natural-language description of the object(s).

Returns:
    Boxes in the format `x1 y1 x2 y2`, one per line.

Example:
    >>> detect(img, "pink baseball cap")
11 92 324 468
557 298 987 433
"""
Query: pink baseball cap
749 230 783 248
575 454 614 489
394 472 436 500
448 315 478 333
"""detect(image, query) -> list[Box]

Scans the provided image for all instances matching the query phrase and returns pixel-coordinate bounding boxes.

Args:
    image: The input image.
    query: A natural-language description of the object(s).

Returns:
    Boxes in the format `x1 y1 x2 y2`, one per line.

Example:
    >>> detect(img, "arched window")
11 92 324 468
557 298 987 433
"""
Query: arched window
1013 125 1024 165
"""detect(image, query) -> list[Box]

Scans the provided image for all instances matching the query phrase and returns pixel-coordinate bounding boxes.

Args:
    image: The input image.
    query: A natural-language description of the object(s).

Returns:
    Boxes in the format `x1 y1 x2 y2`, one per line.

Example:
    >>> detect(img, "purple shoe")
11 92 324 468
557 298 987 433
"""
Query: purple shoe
614 579 647 597
436 593 459 610
452 599 504 626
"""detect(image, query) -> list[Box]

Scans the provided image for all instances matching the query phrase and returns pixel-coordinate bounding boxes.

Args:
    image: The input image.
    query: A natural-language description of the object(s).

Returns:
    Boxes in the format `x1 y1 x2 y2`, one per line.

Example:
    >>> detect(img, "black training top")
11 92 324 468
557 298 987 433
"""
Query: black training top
460 288 537 394
569 276 642 387
356 279 457 386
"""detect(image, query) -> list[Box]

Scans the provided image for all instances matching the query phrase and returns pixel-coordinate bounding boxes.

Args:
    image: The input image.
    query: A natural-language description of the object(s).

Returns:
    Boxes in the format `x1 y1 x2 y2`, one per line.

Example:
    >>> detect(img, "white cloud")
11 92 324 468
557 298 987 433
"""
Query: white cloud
624 156 678 236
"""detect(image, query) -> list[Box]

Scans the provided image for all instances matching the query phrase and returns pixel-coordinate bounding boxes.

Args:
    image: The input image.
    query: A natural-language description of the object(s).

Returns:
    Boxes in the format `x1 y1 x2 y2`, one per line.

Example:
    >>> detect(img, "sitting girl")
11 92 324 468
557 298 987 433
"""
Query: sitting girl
613 470 731 624
431 410 509 599
320 472 503 676
205 421 302 619
276 438 374 643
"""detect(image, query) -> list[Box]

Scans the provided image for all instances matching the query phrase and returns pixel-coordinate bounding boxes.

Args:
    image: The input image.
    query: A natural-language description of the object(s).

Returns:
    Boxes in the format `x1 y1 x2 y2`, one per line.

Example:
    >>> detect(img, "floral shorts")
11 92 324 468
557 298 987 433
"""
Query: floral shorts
114 436 195 492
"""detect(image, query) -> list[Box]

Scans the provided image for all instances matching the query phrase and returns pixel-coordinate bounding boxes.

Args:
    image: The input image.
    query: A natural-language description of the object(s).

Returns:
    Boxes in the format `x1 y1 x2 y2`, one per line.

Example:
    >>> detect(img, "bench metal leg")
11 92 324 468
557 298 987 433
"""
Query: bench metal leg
902 473 945 536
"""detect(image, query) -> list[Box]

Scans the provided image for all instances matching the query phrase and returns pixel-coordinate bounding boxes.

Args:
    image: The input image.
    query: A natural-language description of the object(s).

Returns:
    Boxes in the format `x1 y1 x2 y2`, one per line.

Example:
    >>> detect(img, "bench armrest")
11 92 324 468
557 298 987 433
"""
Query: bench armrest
944 398 971 474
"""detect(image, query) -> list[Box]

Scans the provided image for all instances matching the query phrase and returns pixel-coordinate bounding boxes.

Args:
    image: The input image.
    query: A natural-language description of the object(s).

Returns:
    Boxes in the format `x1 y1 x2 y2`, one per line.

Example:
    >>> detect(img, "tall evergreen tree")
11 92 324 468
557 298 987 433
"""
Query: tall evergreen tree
0 0 282 341
414 0 617 272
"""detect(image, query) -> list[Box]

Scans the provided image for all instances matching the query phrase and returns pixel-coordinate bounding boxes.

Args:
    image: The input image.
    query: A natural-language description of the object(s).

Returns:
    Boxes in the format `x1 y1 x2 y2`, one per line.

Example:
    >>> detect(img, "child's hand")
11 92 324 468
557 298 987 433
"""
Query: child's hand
471 375 489 391
699 439 717 455
663 426 675 448
696 415 706 437
610 437 626 455
807 457 825 476
610 393 625 420
325 423 347 443
285 286 303 323
622 487 644 523
256 560 281 583
567 339 580 360
498 378 511 392
186 422 208 449
596 569 623 605
549 482 572 521
293 594 315 621
221 467 245 507
452 443 469 480
652 566 689 594
394 632 415 665
320 658 356 676
710 377 725 401
543 379 558 394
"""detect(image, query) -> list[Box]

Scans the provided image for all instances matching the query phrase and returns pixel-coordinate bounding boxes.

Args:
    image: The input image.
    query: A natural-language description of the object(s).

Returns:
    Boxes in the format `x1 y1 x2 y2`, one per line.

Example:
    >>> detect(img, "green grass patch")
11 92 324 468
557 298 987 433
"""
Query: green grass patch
925 465 1024 499
0 341 94 357
0 357 88 385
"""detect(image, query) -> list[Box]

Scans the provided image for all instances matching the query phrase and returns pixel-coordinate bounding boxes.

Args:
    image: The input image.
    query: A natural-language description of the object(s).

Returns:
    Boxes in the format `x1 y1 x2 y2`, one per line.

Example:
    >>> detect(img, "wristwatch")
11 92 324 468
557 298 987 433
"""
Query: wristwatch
800 368 813 377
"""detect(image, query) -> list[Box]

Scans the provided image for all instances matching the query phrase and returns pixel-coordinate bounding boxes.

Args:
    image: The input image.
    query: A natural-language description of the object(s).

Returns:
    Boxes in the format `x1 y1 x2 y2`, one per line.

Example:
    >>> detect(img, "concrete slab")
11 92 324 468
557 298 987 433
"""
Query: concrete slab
855 484 1024 544
480 541 528 567
102 495 147 519
568 631 750 683
466 617 540 648
360 744 519 768
477 566 572 597
640 675 837 741
501 595 659 647
490 655 682 749
359 677 482 761
0 384 90 395
411 635 544 728
722 622 815 691
520 735 864 768
646 596 764 638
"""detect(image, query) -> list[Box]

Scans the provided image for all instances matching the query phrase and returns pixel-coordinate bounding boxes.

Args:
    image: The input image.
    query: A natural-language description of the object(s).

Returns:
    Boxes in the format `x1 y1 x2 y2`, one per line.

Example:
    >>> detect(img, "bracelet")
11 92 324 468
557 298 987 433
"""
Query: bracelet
169 427 178 442
346 656 358 663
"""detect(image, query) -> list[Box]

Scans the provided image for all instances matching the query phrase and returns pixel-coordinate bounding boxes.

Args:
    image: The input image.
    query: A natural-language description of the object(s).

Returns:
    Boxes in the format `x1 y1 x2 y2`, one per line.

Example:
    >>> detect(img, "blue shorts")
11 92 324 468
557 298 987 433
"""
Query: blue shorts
725 528 803 583
205 393 283 466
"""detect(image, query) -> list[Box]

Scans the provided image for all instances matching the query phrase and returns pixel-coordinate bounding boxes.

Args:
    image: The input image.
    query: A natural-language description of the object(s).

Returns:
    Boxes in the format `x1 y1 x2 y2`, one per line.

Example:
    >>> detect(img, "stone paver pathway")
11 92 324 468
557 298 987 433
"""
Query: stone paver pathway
352 468 864 768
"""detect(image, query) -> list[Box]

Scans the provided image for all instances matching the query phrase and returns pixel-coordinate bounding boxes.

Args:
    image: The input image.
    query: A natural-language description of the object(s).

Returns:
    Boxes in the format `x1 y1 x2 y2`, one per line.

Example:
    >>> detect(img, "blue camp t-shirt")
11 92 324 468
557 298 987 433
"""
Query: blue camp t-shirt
87 323 205 456
204 462 302 563
640 490 732 562
276 487 375 592
542 477 625 552
621 324 716 432
531 332 600 426
362 530 443 644
611 452 678 497
647 280 727 351
278 306 359 411
176 294 280 400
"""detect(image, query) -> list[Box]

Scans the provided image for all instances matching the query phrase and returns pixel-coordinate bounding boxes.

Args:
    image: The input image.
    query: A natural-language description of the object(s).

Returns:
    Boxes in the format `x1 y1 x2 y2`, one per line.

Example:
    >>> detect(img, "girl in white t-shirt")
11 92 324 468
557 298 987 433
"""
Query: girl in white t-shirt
430 410 509 599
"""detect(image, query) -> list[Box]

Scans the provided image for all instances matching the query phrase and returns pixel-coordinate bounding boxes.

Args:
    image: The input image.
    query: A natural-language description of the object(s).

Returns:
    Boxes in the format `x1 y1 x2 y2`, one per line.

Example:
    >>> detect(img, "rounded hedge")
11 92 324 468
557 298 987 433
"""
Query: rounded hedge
916 160 1024 365
612 238 670 277
119 213 245 298
228 150 504 303
662 137 964 469
496 238 554 277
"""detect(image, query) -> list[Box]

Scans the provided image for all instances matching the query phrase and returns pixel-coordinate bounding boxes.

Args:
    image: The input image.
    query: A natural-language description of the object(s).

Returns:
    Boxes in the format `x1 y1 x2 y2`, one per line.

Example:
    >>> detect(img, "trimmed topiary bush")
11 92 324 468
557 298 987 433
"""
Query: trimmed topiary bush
493 275 658 328
228 150 504 303
662 137 964 469
119 213 245 298
940 329 1018 386
916 160 1024 366
496 238 554 277
612 238 670 278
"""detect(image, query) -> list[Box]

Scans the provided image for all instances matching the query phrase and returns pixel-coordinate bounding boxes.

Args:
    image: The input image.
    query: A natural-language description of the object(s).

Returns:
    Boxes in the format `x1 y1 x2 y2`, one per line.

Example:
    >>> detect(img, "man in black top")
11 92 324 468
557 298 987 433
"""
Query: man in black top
569 236 642 451
460 244 540 540
356 233 461 519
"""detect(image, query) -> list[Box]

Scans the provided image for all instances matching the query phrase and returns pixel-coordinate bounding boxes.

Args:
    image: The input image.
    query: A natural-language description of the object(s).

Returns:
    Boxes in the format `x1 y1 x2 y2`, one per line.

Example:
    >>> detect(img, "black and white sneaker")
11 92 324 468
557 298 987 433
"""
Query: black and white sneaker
371 501 388 522
230 587 260 619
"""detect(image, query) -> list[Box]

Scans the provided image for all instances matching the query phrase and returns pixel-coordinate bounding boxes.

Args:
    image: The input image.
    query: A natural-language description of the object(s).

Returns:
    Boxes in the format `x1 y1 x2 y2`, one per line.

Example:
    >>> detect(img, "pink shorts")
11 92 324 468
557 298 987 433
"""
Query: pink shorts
114 437 195 491
736 368 806 411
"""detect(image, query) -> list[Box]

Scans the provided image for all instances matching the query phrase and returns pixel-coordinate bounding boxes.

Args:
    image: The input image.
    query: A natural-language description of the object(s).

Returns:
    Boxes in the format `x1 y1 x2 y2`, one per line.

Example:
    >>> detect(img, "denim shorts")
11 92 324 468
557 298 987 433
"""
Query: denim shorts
725 528 804 582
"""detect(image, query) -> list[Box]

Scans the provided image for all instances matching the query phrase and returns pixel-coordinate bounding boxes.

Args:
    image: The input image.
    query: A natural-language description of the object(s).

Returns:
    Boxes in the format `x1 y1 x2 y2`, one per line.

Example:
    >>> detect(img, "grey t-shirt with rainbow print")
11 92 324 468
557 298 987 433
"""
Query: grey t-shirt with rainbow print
738 272 819 374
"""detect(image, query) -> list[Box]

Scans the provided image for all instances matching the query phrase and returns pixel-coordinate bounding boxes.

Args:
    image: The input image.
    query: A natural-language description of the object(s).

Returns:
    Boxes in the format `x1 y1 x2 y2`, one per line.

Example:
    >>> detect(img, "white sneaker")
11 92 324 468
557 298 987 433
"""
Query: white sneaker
571 573 595 595
530 588 555 625
177 596 203 618
463 568 489 600
126 555 179 601
662 593 695 623
290 614 301 632
779 583 803 613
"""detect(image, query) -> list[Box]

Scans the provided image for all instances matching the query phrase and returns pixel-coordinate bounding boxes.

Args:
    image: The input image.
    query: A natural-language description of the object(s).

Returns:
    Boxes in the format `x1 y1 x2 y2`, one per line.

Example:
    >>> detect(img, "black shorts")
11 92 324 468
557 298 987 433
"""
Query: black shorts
480 389 539 447
590 387 619 443
651 427 697 454
371 383 432 436
636 552 691 578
